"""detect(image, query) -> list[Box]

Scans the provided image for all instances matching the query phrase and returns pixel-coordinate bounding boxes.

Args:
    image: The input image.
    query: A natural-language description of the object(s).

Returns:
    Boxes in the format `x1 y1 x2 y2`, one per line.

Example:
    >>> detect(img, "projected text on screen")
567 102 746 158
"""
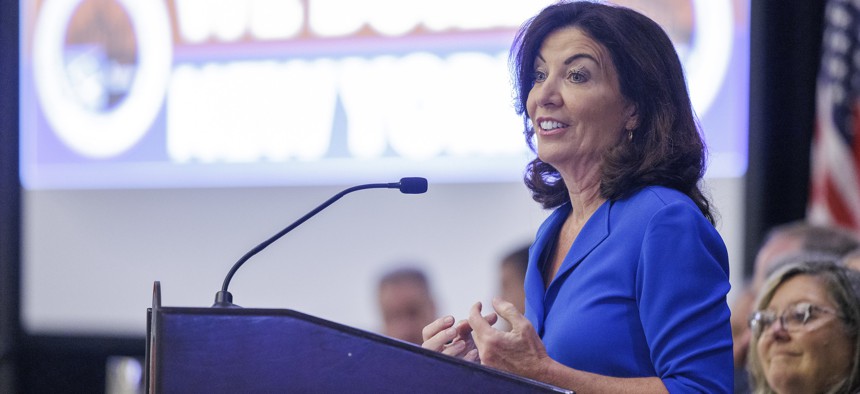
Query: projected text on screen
20 0 748 189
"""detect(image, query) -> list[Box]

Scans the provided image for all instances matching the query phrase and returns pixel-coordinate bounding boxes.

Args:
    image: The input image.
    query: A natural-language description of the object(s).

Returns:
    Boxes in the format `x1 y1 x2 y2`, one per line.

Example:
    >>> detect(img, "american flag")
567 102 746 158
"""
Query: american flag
809 0 860 231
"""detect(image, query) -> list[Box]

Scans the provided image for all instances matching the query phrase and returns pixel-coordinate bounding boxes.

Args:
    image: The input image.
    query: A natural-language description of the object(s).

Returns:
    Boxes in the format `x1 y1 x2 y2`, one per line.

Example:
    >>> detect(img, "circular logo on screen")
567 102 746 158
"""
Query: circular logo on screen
32 0 173 159
686 0 733 116
621 0 733 116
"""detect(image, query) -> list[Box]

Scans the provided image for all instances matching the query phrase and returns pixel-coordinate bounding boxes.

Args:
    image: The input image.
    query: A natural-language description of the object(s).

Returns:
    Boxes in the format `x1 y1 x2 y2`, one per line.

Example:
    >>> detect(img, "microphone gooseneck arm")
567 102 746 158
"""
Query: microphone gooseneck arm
213 178 427 307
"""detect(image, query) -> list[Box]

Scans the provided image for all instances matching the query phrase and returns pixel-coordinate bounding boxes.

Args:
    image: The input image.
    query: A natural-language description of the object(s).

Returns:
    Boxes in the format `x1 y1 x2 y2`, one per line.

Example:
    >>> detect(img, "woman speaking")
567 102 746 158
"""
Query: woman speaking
422 2 734 393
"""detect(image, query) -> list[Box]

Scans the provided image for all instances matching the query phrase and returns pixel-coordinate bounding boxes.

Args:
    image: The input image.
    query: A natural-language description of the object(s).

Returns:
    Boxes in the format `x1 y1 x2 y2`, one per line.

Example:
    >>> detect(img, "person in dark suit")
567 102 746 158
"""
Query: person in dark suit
421 2 733 392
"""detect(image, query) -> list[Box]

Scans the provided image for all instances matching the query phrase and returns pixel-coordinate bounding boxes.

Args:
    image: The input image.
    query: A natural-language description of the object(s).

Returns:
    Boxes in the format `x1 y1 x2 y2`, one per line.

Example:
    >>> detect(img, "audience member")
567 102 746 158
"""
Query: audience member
376 266 437 345
498 245 530 315
747 257 860 393
493 245 530 332
731 221 860 392
750 222 859 292
841 247 860 271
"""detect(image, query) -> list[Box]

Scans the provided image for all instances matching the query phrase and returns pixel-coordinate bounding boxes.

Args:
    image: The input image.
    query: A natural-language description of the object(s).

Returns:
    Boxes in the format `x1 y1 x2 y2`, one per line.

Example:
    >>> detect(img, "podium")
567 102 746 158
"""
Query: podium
145 282 572 393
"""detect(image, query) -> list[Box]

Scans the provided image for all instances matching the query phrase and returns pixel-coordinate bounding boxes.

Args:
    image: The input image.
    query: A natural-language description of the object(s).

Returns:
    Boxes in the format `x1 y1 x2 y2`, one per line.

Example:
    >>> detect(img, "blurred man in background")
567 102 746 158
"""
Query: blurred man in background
498 245 530 315
841 247 860 270
376 266 437 344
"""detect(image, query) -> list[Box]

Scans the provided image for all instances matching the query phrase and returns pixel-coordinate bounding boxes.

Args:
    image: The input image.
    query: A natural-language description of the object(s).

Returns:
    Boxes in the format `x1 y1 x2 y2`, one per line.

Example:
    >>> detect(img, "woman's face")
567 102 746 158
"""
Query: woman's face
525 27 636 176
756 274 854 394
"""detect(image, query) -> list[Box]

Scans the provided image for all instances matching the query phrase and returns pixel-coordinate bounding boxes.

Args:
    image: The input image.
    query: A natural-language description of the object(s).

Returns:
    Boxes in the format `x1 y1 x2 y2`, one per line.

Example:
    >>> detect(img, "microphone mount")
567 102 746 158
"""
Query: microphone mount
213 177 427 307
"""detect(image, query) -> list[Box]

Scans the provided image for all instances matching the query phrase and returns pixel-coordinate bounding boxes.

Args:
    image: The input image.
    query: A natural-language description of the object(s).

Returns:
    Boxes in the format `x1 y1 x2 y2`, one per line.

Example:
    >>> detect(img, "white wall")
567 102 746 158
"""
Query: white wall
22 177 743 336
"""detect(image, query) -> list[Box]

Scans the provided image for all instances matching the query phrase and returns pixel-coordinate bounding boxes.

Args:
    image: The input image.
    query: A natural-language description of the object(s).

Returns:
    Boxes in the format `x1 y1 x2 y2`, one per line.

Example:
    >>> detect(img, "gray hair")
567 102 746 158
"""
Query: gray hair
747 258 860 394
764 221 860 257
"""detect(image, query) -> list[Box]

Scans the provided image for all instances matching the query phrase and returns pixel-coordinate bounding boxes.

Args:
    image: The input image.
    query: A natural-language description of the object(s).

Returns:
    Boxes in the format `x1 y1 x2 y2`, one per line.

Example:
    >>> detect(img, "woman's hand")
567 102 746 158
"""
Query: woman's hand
468 297 552 380
422 312 497 363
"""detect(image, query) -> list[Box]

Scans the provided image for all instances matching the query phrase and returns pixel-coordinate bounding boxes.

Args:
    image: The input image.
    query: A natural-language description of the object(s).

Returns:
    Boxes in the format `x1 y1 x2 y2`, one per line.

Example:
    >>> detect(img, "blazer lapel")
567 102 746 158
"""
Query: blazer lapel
558 201 610 278
543 200 611 308
524 204 568 336
524 201 612 336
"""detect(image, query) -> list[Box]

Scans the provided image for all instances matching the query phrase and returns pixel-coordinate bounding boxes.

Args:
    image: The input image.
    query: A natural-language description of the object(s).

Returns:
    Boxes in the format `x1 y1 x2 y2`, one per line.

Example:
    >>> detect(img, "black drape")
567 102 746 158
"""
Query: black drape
744 0 827 277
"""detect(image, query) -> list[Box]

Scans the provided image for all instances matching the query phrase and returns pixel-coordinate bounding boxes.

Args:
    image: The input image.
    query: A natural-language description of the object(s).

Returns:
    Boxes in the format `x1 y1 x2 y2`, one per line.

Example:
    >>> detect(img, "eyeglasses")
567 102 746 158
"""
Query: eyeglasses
748 302 841 338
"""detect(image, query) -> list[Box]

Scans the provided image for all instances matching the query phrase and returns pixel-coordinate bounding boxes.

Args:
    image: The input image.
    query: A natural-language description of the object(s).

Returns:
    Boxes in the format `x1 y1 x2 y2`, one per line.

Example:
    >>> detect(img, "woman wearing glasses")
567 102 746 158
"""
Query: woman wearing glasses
748 259 860 393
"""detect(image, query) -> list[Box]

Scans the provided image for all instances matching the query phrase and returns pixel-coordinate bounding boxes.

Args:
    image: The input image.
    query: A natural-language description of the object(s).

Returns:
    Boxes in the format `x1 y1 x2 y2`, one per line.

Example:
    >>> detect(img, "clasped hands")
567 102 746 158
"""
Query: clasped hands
420 297 551 380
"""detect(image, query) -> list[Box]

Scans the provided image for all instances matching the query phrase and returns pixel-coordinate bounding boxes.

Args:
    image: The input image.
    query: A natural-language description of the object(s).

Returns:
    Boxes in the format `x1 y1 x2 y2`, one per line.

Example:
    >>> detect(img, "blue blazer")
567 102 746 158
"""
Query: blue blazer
525 186 733 393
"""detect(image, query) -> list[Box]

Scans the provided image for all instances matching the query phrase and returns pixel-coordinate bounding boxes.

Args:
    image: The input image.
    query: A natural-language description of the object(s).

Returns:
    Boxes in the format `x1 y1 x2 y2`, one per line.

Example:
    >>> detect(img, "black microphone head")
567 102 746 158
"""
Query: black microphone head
399 177 428 194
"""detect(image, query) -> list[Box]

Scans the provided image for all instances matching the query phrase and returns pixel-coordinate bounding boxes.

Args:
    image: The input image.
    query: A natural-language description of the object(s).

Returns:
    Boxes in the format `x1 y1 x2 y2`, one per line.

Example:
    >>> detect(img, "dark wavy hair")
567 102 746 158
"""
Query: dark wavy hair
510 1 714 224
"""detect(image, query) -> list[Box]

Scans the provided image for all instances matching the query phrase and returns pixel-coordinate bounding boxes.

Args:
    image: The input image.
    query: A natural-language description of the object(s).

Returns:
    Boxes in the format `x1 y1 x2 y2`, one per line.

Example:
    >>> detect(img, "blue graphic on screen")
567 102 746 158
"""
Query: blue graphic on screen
20 0 748 189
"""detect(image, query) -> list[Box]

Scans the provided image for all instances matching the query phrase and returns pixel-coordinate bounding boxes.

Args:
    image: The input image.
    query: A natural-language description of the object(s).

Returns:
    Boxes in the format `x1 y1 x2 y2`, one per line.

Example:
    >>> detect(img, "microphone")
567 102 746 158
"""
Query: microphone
212 177 428 307
395 177 428 194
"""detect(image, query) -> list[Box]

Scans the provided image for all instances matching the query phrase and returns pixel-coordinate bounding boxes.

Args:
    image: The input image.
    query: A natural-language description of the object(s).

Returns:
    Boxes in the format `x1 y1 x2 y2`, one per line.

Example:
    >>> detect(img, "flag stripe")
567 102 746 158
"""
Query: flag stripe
825 175 858 228
808 0 860 233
